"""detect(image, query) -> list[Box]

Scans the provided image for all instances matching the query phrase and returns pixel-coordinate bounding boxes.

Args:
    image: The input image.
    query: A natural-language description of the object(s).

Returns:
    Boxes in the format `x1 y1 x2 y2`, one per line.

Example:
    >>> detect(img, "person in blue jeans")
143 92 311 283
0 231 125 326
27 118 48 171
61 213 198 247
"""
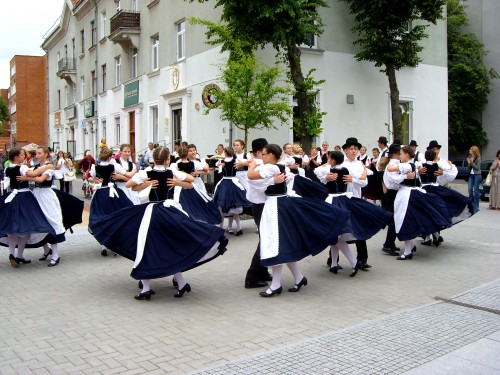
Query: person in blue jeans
467 145 482 213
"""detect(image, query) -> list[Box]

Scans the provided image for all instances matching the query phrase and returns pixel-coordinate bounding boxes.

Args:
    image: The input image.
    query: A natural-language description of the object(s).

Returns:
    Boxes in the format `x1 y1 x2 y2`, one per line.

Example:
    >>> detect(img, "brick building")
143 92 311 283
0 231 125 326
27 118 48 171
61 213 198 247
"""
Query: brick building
8 55 48 148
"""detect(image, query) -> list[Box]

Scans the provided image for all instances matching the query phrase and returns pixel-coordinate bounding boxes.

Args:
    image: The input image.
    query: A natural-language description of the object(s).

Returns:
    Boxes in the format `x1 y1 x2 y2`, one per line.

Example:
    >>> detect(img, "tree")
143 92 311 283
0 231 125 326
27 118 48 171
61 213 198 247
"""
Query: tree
0 97 9 136
190 0 328 152
341 0 445 141
205 53 292 148
447 0 498 154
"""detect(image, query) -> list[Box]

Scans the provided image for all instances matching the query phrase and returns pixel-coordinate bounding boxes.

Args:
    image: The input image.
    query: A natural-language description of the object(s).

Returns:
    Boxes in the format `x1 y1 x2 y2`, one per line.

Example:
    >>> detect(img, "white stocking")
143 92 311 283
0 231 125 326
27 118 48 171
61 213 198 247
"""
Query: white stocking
270 265 283 290
330 245 339 267
16 235 28 259
233 215 241 230
50 244 59 261
140 279 151 293
7 234 18 256
404 240 414 256
43 244 51 256
337 239 358 268
287 262 304 284
174 272 186 290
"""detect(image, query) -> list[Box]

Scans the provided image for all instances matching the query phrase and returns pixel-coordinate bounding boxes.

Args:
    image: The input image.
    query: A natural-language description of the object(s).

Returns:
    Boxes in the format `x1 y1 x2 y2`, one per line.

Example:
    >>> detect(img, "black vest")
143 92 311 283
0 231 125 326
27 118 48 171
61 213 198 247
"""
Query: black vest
265 164 287 196
420 163 439 184
222 159 237 177
326 167 350 194
176 161 195 174
147 169 174 201
115 158 134 172
401 163 421 187
34 164 53 188
6 166 29 190
234 153 248 171
95 165 115 185
289 156 303 175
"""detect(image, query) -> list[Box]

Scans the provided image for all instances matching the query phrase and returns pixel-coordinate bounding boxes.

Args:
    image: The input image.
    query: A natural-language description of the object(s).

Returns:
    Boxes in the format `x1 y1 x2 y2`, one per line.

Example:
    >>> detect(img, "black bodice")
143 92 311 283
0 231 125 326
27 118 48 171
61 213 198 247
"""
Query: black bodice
6 166 29 189
401 163 421 187
95 165 115 185
234 154 248 171
420 163 439 184
289 156 303 175
147 169 174 201
176 161 195 174
222 159 237 177
34 165 53 188
326 167 350 194
265 164 287 196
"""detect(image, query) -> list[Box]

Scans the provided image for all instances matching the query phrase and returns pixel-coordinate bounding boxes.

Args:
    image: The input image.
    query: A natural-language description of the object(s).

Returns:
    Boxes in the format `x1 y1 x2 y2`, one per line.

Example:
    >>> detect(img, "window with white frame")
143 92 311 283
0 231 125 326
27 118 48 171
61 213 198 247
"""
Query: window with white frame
73 84 77 103
131 48 138 78
10 64 15 77
65 85 69 107
80 29 85 53
10 83 16 96
151 35 159 71
132 0 138 11
102 119 106 139
115 116 121 143
101 64 107 92
72 38 76 58
151 106 158 143
91 20 97 46
57 90 61 109
81 76 85 99
176 21 185 61
91 70 97 95
115 56 121 86
100 11 107 39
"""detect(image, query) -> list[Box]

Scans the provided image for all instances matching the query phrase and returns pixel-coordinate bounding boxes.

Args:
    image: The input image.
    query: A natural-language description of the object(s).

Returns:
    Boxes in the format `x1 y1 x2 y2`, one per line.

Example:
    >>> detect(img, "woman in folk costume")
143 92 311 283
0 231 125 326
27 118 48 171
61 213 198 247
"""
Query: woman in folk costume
213 147 252 235
17 147 83 267
247 144 350 297
313 150 392 276
233 139 252 190
170 146 222 225
185 144 209 195
90 146 228 300
88 147 134 256
0 148 55 268
385 146 452 260
280 143 305 176
111 143 138 202
419 141 473 247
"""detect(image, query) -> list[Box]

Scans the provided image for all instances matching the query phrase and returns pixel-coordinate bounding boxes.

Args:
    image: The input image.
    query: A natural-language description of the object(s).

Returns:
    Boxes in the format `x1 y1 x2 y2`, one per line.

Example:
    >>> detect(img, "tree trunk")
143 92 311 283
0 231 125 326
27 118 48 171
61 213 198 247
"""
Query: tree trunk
386 64 402 143
286 44 313 153
244 127 248 154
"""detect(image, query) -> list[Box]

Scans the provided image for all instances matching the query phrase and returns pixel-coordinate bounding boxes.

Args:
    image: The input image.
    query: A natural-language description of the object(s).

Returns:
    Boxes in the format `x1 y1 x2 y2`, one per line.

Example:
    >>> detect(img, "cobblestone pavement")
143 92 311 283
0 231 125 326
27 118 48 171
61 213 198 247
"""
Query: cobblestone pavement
0 183 499 374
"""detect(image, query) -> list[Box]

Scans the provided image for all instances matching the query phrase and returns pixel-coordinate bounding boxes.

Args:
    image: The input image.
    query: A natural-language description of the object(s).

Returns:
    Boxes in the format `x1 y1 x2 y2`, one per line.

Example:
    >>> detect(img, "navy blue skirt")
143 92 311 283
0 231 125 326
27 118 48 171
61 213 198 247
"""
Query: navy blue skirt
0 191 55 237
422 185 473 223
396 189 452 241
260 196 350 267
291 175 329 200
89 202 228 280
213 178 252 214
329 195 392 240
89 187 133 229
179 188 222 225
52 189 84 230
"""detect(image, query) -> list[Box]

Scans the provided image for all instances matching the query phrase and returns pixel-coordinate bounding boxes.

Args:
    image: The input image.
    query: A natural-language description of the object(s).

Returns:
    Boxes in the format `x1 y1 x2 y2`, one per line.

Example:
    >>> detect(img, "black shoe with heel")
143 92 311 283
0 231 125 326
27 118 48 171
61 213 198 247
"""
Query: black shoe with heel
433 235 443 247
350 261 363 277
288 277 308 292
39 249 52 261
134 290 153 300
15 258 31 264
47 258 60 267
259 286 282 297
329 266 339 274
9 254 19 268
174 283 191 298
397 253 413 260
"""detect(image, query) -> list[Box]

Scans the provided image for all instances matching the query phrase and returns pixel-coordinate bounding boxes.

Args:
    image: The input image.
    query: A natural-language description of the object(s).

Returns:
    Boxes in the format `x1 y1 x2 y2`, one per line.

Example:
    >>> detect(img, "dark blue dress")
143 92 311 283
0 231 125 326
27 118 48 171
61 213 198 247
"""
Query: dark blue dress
89 167 228 280
213 158 252 214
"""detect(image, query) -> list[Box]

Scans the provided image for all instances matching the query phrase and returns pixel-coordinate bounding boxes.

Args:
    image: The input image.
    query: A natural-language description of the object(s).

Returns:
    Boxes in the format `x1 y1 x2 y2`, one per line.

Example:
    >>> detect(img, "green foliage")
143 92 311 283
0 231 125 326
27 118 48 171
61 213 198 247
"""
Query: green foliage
0 97 9 136
447 0 498 153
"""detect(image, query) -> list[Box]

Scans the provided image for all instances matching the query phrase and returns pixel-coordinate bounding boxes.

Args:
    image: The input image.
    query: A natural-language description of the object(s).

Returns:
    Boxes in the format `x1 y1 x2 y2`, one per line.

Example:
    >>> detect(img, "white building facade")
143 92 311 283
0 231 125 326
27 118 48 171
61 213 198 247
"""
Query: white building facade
42 0 449 160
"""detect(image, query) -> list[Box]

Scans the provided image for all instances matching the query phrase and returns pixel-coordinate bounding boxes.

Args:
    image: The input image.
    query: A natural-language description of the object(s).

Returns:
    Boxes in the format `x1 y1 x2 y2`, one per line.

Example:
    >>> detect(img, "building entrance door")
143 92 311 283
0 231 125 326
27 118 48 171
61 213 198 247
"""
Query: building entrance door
172 108 182 145
129 112 136 161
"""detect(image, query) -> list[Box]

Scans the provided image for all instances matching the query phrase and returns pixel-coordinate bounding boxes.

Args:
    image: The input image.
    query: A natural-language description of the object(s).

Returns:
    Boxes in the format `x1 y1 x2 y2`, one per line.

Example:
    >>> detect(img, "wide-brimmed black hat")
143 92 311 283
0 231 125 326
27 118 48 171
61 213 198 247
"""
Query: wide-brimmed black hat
409 140 418 147
427 140 442 150
251 138 268 153
388 144 401 155
342 137 362 150
377 136 388 144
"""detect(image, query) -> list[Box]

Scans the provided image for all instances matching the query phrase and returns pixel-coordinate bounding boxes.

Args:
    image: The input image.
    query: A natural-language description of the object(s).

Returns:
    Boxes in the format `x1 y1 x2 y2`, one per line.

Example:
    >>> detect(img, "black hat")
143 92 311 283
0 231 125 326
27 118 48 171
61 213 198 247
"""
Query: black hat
377 136 388 144
409 140 418 147
342 137 362 150
251 138 268 153
388 144 401 155
427 140 442 150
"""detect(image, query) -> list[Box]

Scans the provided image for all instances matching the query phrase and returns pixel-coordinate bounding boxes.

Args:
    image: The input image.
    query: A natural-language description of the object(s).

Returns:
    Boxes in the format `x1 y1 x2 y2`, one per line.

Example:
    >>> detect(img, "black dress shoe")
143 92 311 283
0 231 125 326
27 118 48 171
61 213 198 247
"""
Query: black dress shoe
411 246 417 253
134 290 153 300
288 277 307 292
235 230 243 236
433 236 444 247
174 283 191 298
259 286 282 297
9 254 19 268
15 257 31 264
47 257 60 267
382 247 400 256
101 249 108 256
39 249 52 261
350 261 363 277
421 240 432 246
337 264 343 270
245 281 269 289
361 263 372 269
329 266 339 274
397 253 413 260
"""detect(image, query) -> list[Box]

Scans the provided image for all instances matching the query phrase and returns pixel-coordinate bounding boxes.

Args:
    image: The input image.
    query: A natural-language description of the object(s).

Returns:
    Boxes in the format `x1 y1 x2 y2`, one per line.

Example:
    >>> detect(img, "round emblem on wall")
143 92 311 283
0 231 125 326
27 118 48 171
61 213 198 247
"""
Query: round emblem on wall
202 83 221 108
171 67 180 90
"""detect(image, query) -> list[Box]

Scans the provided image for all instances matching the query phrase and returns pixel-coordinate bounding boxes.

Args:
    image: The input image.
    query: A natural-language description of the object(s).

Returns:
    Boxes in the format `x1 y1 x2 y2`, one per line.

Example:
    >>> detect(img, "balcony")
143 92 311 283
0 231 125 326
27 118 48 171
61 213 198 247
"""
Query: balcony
109 10 140 48
57 58 77 84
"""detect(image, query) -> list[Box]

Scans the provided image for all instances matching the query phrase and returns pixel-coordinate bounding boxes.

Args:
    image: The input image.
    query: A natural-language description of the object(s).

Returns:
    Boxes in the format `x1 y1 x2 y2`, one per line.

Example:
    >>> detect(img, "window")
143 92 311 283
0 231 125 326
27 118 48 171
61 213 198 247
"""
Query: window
151 106 158 143
115 0 121 13
91 70 97 95
81 76 85 99
151 35 159 71
101 64 107 92
91 20 97 46
102 119 106 139
65 85 69 106
301 33 318 48
57 52 60 63
115 56 121 86
131 48 138 78
80 29 85 54
72 38 76 58
100 11 107 39
132 0 138 11
115 116 121 143
65 44 68 58
73 84 77 103
10 83 16 96
10 64 15 77
176 21 185 61
57 90 61 110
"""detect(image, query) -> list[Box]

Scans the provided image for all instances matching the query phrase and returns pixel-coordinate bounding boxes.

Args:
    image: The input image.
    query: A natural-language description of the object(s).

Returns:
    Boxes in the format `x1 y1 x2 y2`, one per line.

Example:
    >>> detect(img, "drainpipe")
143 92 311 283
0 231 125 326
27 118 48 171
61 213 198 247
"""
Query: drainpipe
91 0 98 156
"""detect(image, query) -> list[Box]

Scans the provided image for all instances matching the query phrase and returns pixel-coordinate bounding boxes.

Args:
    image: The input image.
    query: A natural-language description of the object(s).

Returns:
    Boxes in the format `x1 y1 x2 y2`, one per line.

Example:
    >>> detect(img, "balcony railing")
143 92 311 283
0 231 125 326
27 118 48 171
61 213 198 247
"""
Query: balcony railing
110 10 140 35
58 58 77 73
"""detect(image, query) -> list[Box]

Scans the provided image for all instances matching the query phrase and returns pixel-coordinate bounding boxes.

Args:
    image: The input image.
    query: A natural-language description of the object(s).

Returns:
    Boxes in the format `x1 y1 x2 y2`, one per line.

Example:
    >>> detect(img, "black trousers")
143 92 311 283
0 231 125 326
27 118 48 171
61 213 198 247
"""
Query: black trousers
382 189 398 249
59 179 70 193
355 240 368 263
245 203 269 283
